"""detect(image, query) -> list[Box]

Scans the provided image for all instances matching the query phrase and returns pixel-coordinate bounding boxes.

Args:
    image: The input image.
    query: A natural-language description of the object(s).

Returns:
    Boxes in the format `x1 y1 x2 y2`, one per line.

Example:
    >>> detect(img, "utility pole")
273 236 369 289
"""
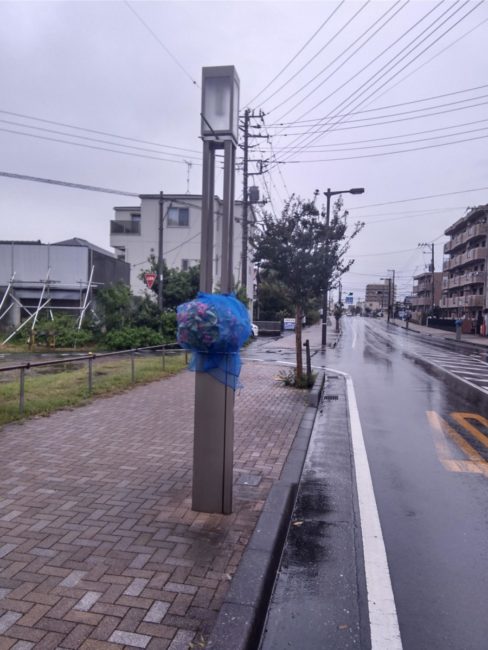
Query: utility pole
241 108 250 293
418 242 435 315
158 191 164 313
430 243 435 312
388 268 395 319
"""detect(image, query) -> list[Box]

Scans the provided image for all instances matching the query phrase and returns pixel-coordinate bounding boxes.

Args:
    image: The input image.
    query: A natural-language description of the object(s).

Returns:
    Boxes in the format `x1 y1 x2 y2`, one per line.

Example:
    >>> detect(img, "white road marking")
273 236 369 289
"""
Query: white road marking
331 367 403 650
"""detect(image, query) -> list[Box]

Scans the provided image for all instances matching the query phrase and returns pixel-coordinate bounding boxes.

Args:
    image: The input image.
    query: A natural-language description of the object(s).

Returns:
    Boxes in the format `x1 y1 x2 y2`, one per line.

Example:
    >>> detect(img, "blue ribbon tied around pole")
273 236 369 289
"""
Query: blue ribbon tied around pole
176 292 251 389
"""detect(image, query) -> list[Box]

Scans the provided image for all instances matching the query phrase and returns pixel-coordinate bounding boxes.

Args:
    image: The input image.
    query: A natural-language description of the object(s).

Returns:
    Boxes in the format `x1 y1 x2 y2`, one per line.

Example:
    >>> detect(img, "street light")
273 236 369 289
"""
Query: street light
193 66 239 514
322 187 364 347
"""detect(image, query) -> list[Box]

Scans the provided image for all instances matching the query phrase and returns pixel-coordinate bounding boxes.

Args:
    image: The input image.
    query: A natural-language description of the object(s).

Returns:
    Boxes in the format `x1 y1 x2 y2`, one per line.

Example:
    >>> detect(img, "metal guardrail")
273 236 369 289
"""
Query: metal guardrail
0 343 187 415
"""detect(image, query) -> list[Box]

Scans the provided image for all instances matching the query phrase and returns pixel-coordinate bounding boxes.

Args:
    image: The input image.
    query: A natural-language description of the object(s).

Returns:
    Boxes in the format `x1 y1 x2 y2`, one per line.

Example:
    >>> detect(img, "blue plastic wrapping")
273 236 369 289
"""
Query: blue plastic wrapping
177 292 251 389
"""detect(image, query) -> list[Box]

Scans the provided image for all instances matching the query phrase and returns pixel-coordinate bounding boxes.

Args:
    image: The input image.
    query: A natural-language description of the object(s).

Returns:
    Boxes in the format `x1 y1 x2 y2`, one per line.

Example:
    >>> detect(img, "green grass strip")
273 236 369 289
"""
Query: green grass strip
0 352 187 428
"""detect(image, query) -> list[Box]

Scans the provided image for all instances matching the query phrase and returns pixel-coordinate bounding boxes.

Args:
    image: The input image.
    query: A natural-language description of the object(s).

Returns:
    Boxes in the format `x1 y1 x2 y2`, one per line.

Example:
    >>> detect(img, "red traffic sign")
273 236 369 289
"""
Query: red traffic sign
145 272 156 289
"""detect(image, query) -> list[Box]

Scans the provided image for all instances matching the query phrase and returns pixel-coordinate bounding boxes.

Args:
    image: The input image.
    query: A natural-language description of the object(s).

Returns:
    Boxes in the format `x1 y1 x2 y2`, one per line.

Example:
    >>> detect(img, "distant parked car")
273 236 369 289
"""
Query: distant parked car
251 323 259 338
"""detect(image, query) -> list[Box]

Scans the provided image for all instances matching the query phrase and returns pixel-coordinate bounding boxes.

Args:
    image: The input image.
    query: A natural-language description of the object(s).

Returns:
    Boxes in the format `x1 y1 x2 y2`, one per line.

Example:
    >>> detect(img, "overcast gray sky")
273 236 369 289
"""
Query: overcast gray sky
1 0 488 299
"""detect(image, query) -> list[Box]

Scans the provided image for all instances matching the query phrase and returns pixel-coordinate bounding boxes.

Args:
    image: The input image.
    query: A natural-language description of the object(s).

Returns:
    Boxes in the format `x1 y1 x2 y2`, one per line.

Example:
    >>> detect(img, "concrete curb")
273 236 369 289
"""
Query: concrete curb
403 350 488 412
206 375 324 650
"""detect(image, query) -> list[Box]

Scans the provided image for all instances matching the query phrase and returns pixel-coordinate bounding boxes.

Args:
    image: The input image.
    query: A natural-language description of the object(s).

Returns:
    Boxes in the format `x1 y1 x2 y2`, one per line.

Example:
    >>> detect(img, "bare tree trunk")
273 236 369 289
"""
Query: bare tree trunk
295 305 303 380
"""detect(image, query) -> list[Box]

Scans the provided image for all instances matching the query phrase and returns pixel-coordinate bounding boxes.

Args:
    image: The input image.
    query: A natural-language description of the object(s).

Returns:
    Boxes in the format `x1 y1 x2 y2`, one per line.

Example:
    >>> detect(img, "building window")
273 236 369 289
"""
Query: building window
167 207 189 227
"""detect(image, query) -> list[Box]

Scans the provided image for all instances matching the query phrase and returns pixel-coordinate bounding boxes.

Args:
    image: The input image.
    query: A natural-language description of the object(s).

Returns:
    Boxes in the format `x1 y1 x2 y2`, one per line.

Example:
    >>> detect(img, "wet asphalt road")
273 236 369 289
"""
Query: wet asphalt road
326 318 488 650
246 320 488 649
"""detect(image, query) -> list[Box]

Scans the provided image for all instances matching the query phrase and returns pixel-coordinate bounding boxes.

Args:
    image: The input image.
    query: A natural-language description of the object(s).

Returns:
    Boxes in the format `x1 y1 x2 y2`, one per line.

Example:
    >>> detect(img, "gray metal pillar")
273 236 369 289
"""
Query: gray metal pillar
193 139 236 514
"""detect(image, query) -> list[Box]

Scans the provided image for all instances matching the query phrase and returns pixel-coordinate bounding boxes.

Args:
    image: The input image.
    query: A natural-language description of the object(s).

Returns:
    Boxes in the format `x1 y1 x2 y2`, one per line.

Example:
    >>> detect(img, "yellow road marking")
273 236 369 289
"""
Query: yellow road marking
450 412 488 449
426 411 488 476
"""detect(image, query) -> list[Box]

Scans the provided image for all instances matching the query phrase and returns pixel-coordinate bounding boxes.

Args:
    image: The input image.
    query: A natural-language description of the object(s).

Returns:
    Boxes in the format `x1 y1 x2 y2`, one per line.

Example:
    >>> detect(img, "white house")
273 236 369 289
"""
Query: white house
110 193 255 309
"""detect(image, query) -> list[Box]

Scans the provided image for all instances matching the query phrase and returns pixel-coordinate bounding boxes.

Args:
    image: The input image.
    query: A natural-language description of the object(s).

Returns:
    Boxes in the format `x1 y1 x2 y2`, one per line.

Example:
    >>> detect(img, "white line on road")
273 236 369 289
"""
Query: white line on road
332 367 403 650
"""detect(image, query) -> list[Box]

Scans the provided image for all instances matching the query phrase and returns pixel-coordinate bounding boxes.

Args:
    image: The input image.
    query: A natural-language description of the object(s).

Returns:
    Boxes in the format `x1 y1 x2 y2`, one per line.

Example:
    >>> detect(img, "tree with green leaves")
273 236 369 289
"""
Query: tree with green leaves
252 195 363 382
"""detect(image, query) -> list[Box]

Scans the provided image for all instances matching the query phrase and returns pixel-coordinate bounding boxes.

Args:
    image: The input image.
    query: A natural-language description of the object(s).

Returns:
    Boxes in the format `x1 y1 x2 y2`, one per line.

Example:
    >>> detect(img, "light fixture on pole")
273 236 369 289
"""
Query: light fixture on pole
193 66 239 514
322 187 364 347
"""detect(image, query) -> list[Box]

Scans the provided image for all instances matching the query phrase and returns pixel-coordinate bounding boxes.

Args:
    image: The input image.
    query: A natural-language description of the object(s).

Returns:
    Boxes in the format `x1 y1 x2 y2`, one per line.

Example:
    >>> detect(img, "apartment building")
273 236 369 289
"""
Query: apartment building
411 271 442 322
364 281 396 312
110 194 253 307
441 205 488 321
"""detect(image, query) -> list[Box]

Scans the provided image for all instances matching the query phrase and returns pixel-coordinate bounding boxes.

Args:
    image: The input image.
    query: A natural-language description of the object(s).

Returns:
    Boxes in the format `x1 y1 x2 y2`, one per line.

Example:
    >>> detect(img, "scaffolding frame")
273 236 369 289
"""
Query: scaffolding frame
1 266 96 346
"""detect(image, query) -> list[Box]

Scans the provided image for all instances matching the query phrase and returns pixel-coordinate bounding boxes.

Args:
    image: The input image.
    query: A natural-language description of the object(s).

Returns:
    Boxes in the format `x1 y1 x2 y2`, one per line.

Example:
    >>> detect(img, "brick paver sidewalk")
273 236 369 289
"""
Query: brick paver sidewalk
0 361 308 649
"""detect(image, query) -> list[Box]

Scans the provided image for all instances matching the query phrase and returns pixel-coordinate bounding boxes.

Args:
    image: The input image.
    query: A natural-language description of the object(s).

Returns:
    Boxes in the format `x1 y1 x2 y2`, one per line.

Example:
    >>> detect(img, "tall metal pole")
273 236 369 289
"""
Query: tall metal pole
158 191 164 312
387 278 392 323
321 189 331 348
431 243 435 312
241 108 250 293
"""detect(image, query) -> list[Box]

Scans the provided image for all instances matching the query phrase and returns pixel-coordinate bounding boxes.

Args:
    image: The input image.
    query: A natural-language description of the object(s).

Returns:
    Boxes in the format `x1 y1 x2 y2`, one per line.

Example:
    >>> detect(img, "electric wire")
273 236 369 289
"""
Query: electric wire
270 117 488 150
300 0 484 151
272 0 447 154
0 118 202 162
260 0 370 109
124 0 198 87
0 171 139 197
0 109 200 155
266 84 488 128
263 99 488 136
282 129 488 162
358 14 488 112
269 0 407 118
275 0 477 164
0 127 199 166
245 1 346 107
280 123 488 155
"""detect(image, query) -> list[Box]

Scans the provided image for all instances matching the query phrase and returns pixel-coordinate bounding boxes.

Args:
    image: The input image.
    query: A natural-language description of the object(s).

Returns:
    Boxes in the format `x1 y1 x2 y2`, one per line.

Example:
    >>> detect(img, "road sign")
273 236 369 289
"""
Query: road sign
144 272 156 289
345 292 354 305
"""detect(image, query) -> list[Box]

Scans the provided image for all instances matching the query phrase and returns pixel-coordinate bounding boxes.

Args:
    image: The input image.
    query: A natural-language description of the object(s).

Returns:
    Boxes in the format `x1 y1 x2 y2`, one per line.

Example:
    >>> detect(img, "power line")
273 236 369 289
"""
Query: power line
263 99 488 136
353 186 488 210
260 0 370 109
277 123 488 155
269 118 488 150
269 0 407 118
281 129 488 162
358 14 488 112
277 0 478 163
0 171 139 197
273 0 446 154
266 84 488 128
0 108 200 154
0 118 201 162
244 1 346 107
124 1 198 87
0 127 199 166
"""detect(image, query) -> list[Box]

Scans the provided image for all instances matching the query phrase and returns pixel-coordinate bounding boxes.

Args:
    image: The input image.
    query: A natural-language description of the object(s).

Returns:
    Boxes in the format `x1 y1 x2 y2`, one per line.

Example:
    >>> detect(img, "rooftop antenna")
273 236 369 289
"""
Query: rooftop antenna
184 160 192 194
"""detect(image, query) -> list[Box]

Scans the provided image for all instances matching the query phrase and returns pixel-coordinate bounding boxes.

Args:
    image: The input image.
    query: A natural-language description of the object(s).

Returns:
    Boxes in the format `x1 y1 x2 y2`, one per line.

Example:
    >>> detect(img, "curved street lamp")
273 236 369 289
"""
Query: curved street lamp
322 187 365 347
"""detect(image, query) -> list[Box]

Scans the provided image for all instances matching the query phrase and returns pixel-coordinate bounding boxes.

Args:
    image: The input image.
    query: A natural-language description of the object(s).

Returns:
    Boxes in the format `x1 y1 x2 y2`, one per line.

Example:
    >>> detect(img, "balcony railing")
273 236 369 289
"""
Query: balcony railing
110 220 141 235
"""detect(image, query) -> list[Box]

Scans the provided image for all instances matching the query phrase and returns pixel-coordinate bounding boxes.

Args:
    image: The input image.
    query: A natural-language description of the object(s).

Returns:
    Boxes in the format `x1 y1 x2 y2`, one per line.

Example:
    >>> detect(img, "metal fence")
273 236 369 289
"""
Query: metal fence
0 343 187 415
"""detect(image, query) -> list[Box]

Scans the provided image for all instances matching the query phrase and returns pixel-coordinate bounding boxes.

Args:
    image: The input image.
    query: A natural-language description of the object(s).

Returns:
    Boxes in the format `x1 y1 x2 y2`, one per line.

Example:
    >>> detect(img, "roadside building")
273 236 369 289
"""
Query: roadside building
364 281 396 313
411 271 443 323
0 239 129 328
109 193 254 311
440 205 488 328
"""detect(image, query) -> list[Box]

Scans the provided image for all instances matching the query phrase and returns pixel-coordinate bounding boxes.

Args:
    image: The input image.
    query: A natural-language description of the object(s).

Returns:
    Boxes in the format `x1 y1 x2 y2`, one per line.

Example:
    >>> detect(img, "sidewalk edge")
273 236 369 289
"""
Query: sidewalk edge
403 350 488 411
206 370 325 650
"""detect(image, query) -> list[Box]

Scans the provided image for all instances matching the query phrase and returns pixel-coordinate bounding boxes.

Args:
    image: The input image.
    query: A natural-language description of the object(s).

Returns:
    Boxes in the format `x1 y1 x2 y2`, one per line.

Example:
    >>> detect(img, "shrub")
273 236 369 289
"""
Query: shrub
103 326 163 350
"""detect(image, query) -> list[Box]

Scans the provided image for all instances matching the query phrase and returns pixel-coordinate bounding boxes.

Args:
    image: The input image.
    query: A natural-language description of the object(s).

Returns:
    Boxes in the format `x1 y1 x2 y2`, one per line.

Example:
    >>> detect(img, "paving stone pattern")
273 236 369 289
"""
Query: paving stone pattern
0 363 308 649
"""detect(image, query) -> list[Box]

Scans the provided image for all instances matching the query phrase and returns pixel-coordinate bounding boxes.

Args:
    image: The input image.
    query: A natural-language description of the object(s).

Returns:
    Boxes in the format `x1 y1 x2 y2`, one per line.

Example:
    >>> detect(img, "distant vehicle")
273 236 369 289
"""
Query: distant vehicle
251 323 259 338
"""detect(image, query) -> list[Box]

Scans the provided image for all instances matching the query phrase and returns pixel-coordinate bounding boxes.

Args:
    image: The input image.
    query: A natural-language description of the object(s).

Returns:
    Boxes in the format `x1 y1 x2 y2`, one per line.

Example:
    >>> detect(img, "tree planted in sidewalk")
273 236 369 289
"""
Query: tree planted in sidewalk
252 195 363 382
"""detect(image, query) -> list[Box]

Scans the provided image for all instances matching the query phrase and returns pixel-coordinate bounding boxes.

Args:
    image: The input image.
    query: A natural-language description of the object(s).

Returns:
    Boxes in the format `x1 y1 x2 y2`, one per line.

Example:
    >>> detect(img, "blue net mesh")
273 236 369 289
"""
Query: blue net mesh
177 292 251 389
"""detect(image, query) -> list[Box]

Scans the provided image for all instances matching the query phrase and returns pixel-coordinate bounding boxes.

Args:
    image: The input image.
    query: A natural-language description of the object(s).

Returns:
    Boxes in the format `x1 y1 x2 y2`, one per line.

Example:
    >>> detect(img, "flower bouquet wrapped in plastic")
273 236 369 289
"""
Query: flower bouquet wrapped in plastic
177 292 251 389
